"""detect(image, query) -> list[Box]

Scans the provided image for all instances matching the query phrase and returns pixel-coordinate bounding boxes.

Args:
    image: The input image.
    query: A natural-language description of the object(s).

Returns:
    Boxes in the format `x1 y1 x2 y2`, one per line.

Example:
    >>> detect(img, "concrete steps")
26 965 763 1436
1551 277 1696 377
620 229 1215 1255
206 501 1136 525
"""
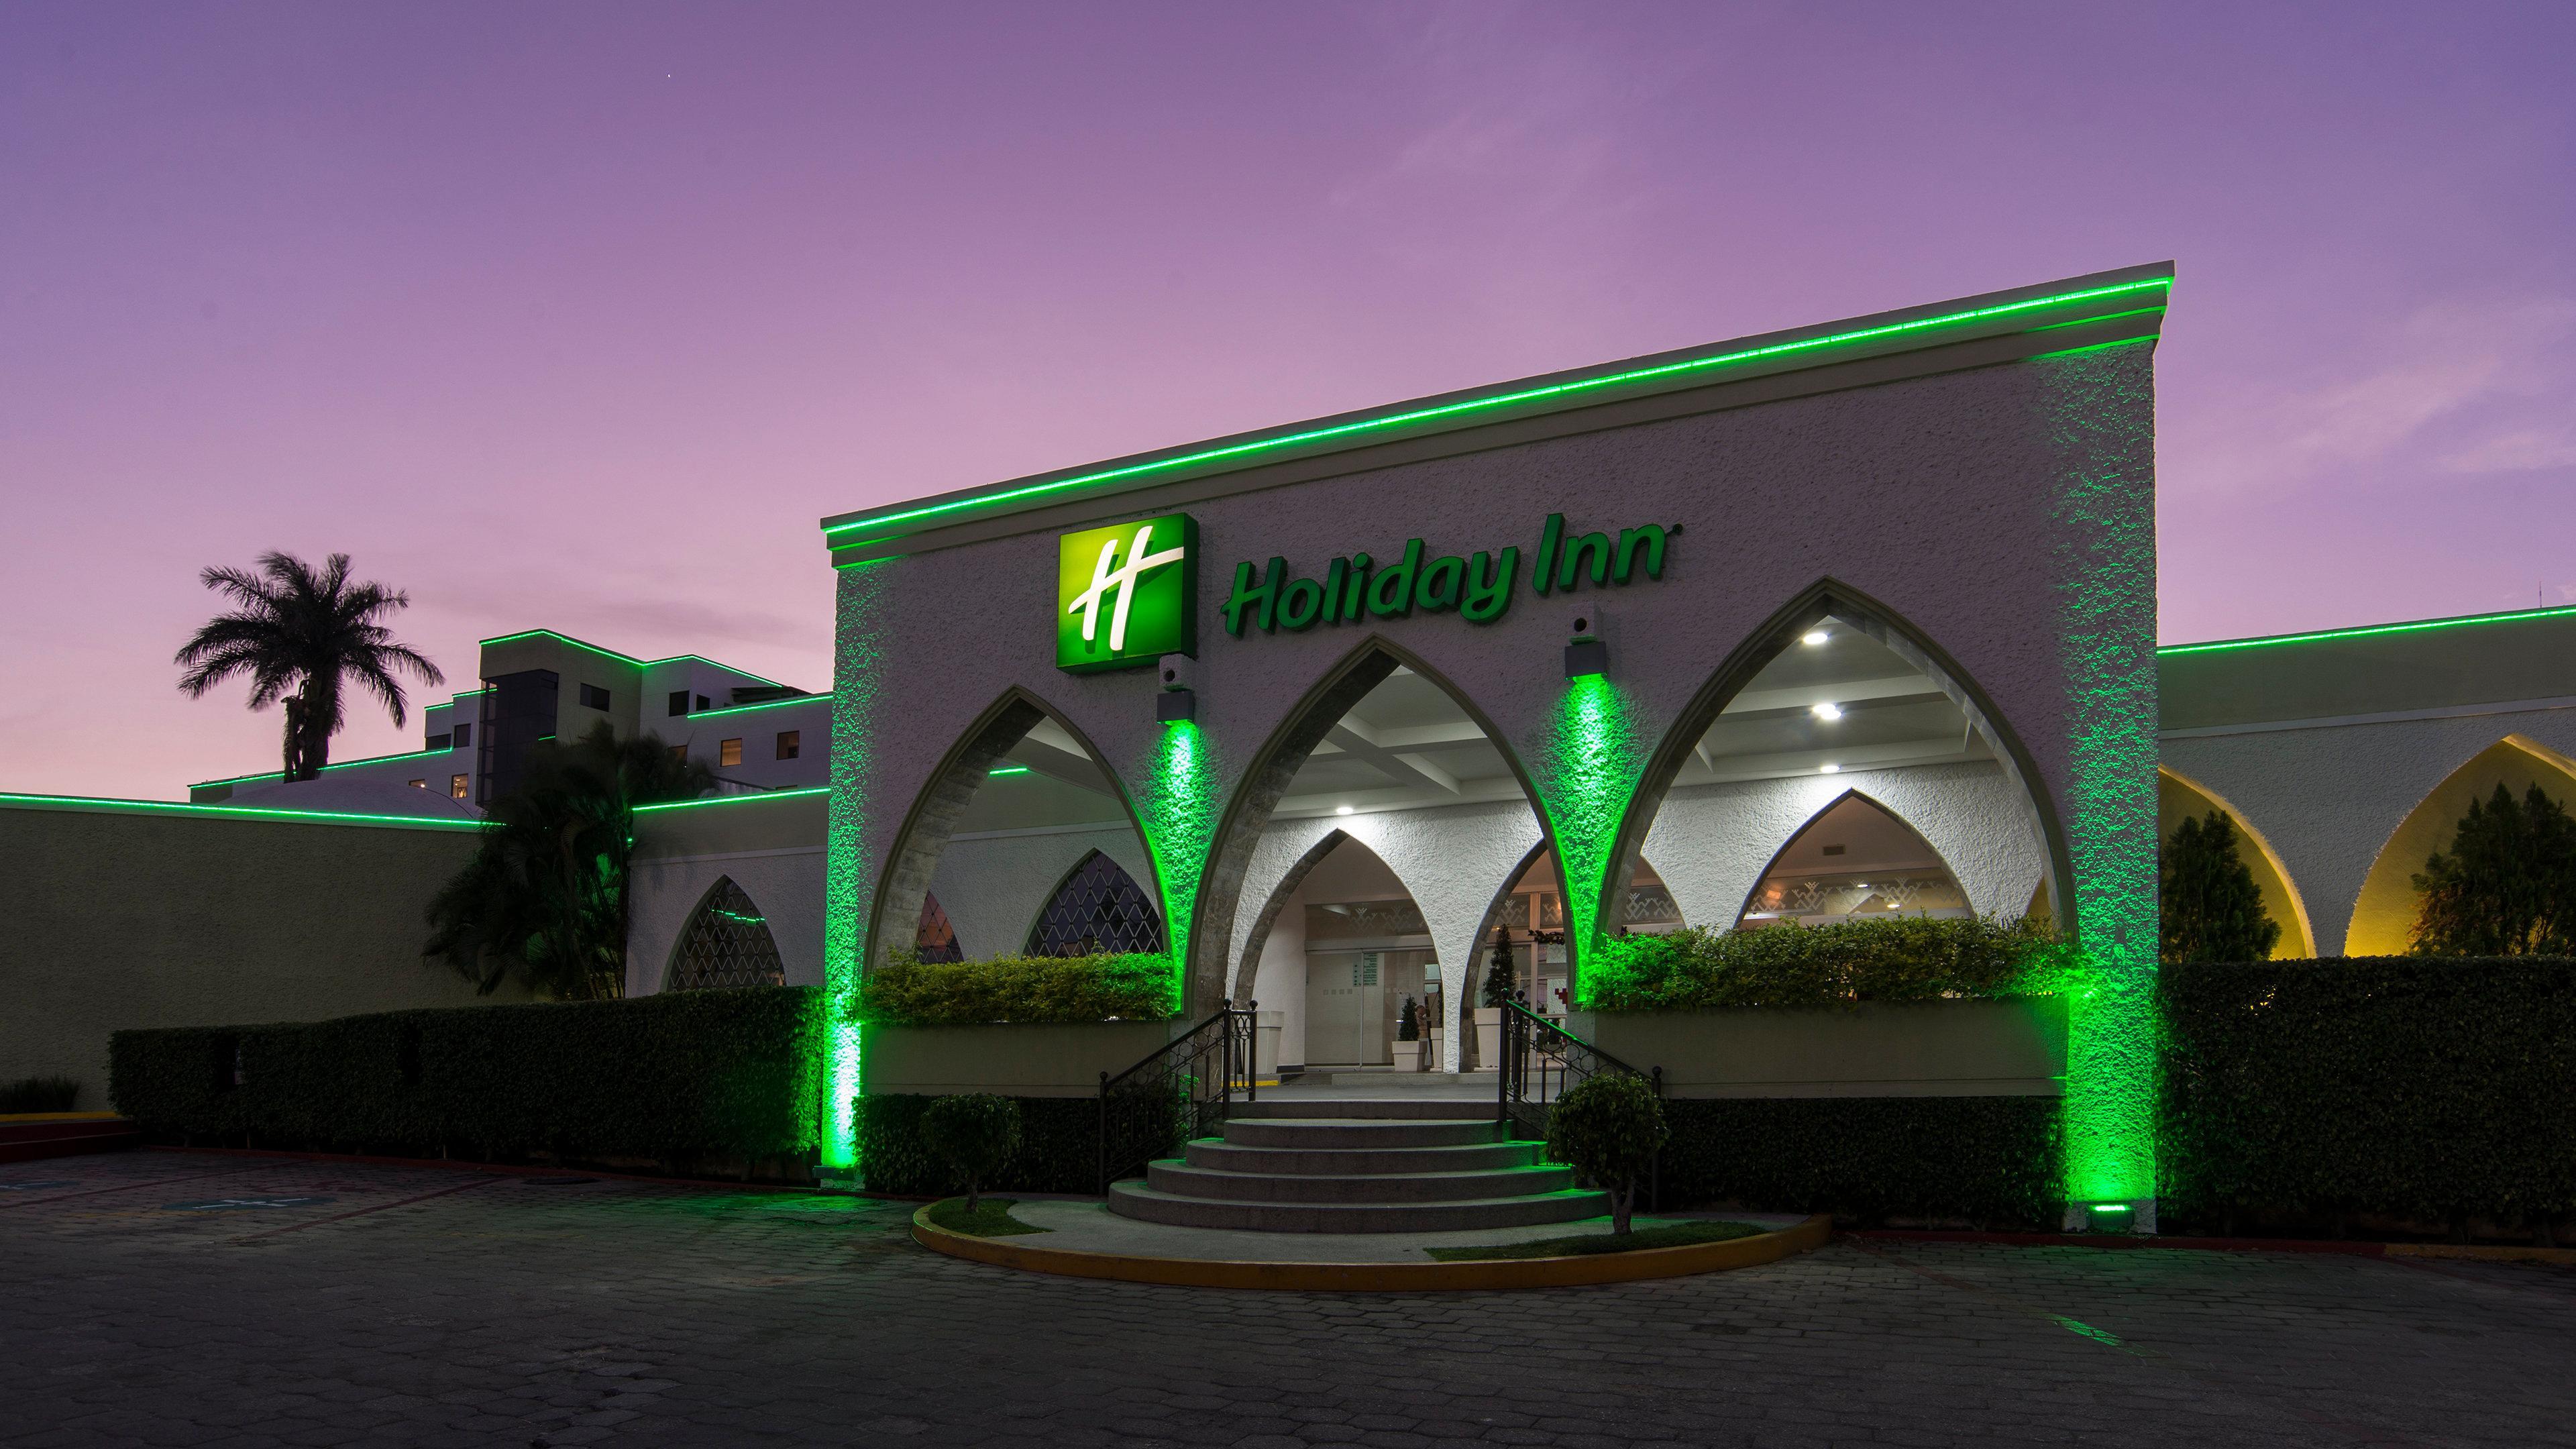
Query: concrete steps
1106 1099 1603 1234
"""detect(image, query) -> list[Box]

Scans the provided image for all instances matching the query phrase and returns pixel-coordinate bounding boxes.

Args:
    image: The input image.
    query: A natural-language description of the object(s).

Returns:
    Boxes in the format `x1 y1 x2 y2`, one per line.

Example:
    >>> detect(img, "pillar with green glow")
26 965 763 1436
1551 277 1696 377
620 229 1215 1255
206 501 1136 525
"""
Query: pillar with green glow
820 559 895 1173
1138 720 1218 1014
1546 673 1646 1008
2039 339 2162 1229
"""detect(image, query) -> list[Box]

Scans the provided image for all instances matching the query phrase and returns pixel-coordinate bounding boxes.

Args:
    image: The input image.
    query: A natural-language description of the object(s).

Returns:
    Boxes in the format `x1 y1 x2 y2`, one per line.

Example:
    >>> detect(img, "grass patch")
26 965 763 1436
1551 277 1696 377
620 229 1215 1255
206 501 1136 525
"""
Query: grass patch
1424 1219 1766 1261
922 1197 1051 1237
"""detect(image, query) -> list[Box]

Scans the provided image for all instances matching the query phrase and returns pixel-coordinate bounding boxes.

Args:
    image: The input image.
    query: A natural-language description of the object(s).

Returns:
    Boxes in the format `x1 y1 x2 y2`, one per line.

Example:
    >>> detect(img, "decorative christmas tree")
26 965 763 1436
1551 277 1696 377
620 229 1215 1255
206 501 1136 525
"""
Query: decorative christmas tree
1397 995 1419 1041
1483 919 1517 1007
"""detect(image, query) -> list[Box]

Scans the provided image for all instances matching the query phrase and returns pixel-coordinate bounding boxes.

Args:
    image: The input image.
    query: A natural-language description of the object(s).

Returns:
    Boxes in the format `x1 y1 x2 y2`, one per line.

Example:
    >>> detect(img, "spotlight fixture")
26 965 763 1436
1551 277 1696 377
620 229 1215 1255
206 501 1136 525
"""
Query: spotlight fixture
1811 702 1843 720
1819 763 1840 773
1156 653 1197 723
1334 805 1354 816
1563 613 1607 678
1801 629 1829 646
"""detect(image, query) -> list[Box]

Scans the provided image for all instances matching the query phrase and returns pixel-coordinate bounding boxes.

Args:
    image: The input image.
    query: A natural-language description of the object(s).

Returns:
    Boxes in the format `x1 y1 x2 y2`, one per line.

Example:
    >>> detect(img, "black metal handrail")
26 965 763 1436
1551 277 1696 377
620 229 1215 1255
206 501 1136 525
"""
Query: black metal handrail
1097 999 1258 1194
1496 997 1662 1208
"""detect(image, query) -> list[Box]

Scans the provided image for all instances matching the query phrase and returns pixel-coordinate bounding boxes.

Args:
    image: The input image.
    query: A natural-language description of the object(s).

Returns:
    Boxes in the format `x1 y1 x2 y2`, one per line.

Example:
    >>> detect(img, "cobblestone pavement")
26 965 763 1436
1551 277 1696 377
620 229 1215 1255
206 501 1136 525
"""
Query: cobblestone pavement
7 1150 2575 1448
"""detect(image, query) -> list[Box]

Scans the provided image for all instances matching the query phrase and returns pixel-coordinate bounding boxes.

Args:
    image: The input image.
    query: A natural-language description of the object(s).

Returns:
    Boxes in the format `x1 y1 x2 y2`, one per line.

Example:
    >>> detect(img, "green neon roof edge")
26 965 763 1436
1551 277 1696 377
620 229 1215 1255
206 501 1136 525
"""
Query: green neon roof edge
0 792 483 828
476 629 790 689
2158 603 2576 656
192 746 460 790
820 272 2171 544
682 694 826 722
631 787 831 814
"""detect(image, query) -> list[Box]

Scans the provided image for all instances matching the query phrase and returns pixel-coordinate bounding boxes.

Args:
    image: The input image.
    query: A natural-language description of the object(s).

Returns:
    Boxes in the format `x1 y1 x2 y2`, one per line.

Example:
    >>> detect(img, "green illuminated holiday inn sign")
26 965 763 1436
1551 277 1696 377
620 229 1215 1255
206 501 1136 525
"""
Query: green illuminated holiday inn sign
1059 511 1676 672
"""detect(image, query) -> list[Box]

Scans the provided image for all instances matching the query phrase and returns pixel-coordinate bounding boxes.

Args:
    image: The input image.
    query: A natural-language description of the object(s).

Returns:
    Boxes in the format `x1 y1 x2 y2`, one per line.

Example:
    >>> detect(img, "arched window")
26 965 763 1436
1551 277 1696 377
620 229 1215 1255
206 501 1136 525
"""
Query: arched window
914 892 964 963
668 877 786 989
1736 792 1971 929
1026 850 1165 957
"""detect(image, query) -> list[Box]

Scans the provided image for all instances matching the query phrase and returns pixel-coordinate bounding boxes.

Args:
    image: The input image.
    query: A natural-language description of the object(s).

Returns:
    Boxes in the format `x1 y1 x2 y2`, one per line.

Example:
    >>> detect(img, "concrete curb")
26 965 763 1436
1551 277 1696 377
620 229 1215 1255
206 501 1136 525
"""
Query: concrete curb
910 1204 1834 1291
1850 1228 2576 1264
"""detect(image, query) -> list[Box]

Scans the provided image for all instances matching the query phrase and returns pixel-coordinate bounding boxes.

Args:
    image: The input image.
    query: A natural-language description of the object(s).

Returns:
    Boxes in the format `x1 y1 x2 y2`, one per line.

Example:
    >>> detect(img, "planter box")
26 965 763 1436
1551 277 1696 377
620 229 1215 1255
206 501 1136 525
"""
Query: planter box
1567 998 2067 1099
859 1020 1178 1099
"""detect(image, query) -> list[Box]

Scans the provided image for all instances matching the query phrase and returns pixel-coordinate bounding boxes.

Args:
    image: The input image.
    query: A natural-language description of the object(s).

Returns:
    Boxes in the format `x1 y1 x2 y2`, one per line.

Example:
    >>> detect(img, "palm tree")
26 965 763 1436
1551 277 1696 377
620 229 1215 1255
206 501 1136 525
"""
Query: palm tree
174 551 444 781
425 723 714 999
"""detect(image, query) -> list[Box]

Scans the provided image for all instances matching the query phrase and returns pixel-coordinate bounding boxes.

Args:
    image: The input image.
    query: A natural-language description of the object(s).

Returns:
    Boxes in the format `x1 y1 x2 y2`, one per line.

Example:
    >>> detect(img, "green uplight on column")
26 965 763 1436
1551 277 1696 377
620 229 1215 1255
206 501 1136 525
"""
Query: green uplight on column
820 558 895 1173
1138 719 1217 1015
1548 674 1640 1008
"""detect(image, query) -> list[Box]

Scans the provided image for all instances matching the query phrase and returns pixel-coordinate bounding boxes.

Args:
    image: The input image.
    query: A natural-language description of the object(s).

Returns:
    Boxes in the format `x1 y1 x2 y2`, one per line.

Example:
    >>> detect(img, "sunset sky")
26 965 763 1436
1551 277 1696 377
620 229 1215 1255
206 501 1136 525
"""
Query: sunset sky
5 2 2572 798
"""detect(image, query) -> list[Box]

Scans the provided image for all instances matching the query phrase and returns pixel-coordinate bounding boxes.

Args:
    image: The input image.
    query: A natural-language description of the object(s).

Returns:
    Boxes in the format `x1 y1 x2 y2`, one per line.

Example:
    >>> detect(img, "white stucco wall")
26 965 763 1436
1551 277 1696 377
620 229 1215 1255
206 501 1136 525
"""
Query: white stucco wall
926 824 1159 961
2161 704 2576 955
629 847 827 993
1642 761 2049 929
1246 890 1308 1071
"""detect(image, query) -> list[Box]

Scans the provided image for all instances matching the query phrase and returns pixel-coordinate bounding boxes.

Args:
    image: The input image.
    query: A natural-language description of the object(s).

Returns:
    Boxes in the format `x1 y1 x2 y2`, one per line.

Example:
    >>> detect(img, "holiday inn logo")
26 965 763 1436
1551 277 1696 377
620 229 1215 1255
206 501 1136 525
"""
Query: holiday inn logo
1057 513 1197 673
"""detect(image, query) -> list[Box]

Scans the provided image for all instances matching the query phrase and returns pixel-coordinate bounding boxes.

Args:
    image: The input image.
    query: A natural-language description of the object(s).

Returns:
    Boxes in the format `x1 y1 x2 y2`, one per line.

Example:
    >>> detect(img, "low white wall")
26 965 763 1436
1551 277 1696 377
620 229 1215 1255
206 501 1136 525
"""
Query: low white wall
861 1020 1175 1097
1572 999 2067 1098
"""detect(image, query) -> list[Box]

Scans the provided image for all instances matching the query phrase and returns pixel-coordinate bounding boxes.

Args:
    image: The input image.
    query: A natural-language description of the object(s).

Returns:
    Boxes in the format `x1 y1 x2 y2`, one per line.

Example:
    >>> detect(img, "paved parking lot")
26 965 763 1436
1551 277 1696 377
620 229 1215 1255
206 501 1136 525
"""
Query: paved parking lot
7 1150 2575 1448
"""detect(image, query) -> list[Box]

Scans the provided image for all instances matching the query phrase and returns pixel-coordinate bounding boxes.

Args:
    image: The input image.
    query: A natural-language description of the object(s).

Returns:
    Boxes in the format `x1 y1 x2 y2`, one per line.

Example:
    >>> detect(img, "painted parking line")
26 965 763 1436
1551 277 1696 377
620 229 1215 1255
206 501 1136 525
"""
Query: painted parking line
167 1195 338 1211
229 1174 501 1242
0 1162 293 1209
0 1180 80 1191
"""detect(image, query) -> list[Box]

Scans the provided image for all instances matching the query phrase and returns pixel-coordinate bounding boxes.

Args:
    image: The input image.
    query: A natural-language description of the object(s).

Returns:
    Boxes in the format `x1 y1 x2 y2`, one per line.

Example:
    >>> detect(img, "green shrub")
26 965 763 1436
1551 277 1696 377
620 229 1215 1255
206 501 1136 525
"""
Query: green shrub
2161 810 2282 965
1546 1073 1668 1234
1585 915 2061 1012
858 1093 1099 1194
860 951 1175 1026
0 1076 82 1113
2410 785 2576 956
109 986 822 1174
2159 957 2576 1232
919 1094 1023 1210
1659 1097 2063 1228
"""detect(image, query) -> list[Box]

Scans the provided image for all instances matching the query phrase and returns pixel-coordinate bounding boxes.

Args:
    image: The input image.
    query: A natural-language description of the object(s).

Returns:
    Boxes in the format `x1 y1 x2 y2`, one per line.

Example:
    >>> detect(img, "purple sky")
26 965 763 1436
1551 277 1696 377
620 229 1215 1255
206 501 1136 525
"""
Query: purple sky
5 2 2572 799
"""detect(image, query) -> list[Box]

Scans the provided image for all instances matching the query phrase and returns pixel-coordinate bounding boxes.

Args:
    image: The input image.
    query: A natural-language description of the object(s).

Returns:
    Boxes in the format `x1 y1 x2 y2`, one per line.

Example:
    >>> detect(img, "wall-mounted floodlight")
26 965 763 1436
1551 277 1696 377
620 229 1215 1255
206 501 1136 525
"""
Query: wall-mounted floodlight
1564 612 1608 678
1157 653 1197 724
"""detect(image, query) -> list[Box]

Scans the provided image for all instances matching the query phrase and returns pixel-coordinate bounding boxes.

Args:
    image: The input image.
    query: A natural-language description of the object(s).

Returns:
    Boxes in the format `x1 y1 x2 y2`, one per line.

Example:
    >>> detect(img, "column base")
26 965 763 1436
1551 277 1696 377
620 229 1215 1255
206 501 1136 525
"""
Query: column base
2063 1197 2156 1234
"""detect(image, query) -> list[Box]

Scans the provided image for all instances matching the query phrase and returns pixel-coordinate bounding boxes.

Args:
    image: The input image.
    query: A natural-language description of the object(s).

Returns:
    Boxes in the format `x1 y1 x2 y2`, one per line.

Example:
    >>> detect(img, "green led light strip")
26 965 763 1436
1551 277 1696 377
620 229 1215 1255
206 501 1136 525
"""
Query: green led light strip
0 792 483 829
823 276 2169 543
987 765 1030 776
478 629 791 689
631 787 830 815
2158 603 2576 656
193 746 460 790
681 694 828 722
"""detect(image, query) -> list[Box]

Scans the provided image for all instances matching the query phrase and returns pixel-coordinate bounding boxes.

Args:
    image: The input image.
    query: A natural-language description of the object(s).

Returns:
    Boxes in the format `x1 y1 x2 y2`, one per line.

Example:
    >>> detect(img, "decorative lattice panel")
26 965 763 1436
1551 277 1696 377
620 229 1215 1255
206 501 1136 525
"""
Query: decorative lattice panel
668 877 787 989
914 892 964 963
1026 851 1165 957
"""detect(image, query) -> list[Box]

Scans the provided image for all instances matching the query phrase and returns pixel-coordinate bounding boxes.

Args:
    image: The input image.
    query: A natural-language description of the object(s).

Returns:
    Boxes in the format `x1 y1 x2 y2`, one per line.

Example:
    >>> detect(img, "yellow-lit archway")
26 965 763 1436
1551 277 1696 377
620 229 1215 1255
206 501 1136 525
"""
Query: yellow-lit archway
2157 767 2314 959
2343 735 2576 957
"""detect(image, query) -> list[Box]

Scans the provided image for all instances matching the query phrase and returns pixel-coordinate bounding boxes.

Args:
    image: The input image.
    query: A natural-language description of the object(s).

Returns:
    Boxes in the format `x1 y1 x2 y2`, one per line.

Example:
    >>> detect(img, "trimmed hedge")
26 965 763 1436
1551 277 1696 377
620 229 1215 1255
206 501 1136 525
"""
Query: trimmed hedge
110 986 822 1172
861 952 1175 1026
1587 916 2061 1012
1658 1096 2064 1228
2159 958 2576 1231
858 1093 1100 1194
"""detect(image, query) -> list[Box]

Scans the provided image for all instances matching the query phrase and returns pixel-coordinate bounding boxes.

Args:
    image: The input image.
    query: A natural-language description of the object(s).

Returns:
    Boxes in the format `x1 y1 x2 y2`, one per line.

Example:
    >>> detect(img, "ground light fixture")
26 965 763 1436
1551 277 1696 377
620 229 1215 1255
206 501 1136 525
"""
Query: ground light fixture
1811 701 1843 720
2082 1202 2136 1232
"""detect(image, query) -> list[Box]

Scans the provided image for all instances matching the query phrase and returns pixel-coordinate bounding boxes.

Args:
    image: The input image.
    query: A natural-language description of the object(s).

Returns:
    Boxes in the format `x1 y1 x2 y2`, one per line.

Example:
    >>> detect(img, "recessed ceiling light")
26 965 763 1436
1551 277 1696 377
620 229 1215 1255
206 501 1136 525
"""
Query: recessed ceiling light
1334 805 1354 816
1801 629 1829 646
1819 763 1839 773
1811 702 1842 720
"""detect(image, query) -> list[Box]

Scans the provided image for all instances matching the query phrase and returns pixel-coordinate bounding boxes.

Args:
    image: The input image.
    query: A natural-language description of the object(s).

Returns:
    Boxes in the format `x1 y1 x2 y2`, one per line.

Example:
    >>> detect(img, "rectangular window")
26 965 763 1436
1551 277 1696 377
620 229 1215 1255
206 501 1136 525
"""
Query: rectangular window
669 690 690 717
775 730 800 761
425 733 451 751
580 684 611 710
451 722 472 749
451 774 470 799
695 694 710 711
407 779 427 790
720 738 743 767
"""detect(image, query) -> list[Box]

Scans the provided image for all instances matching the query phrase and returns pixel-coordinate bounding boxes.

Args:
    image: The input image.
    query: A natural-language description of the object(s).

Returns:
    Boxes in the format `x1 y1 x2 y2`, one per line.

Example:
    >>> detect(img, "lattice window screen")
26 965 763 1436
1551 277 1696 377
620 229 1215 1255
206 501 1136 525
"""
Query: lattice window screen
669 877 787 989
1025 850 1165 957
914 892 964 963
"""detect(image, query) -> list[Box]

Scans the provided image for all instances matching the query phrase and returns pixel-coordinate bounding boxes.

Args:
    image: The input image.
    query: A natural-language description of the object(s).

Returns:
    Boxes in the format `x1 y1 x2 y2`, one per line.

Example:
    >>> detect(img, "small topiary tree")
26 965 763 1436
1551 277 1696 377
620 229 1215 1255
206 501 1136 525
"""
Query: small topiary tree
2411 782 2576 956
1396 996 1419 1041
918 1093 1022 1213
2160 810 2282 965
1544 1073 1668 1235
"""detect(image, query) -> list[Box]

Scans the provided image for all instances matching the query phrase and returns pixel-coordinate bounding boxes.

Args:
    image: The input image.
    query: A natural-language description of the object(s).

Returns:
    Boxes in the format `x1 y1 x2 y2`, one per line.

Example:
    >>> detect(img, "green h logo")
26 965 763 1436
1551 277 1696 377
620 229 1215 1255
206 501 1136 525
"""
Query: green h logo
1057 514 1197 673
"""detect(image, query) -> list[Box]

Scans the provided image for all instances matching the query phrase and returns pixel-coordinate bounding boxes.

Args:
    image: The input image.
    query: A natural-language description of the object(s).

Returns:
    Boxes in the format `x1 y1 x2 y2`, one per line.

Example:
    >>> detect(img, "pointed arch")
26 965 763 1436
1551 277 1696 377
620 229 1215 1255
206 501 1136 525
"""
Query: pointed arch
1229 827 1352 1001
2157 767 2314 959
2345 734 2576 957
1025 849 1166 956
665 876 787 990
913 892 963 963
1606 577 2076 955
1729 789 1970 928
864 685 1162 973
1187 633 1562 1015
